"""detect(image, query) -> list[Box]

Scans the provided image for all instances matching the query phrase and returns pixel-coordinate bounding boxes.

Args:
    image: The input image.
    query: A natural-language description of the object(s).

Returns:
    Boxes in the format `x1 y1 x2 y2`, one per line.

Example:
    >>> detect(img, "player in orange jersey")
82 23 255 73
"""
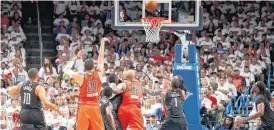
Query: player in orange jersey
63 38 109 130
114 70 144 130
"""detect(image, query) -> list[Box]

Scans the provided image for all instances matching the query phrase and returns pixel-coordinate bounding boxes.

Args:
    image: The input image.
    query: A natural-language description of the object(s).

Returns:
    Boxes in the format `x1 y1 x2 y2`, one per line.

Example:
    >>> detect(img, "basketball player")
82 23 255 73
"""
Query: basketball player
63 38 109 130
107 73 123 130
170 30 190 58
100 86 116 130
8 68 62 130
239 81 274 130
174 75 187 99
160 77 188 130
114 70 144 130
162 75 187 119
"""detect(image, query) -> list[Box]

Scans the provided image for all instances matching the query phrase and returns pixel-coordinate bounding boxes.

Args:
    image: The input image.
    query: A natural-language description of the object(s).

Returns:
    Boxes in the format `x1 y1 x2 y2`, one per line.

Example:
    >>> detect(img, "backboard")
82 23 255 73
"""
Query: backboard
111 0 203 30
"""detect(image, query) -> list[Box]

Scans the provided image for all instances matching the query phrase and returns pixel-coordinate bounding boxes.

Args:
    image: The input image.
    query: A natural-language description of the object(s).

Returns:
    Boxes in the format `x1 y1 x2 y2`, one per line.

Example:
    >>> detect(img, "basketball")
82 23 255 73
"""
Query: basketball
145 0 158 12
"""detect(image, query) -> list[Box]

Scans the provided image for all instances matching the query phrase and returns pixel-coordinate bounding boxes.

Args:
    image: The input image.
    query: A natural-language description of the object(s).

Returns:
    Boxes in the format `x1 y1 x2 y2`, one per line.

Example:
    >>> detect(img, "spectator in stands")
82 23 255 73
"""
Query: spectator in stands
146 115 160 130
39 57 57 79
232 69 246 93
81 27 95 46
0 104 8 129
1 12 9 28
93 22 104 35
89 1 100 18
248 118 261 130
214 115 234 130
68 1 80 21
6 99 20 129
207 86 218 113
11 12 22 27
54 15 69 28
67 20 80 36
77 6 88 22
54 20 67 35
55 27 70 44
80 14 90 28
9 4 21 18
0 62 11 77
17 64 27 80
54 1 68 16
0 93 8 109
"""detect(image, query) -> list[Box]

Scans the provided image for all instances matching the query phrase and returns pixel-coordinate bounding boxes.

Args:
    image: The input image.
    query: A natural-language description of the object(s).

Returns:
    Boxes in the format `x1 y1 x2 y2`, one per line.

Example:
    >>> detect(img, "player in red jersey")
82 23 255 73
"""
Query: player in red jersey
114 70 144 130
63 38 109 130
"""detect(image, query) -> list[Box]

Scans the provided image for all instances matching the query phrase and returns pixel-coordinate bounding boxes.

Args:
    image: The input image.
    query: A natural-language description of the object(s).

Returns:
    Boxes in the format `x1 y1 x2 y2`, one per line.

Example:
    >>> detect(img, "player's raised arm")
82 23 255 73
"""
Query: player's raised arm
63 50 84 85
97 38 109 80
8 82 24 96
35 85 62 115
143 87 161 96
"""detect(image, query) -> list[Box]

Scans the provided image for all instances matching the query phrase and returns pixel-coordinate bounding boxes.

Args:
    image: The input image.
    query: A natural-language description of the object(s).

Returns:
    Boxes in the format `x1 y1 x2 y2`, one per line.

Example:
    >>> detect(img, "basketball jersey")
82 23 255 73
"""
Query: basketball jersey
165 90 185 118
121 81 143 106
100 96 112 130
79 72 102 104
20 81 42 110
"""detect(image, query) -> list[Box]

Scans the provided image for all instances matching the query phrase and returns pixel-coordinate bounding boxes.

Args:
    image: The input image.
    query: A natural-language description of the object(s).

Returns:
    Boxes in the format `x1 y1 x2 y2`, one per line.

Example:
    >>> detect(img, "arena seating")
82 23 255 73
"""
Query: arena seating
0 1 274 130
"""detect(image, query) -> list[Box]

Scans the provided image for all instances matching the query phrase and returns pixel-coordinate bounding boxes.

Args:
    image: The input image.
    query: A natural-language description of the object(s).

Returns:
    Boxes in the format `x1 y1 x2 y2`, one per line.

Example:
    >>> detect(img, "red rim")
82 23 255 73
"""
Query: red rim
141 17 167 22
141 17 167 28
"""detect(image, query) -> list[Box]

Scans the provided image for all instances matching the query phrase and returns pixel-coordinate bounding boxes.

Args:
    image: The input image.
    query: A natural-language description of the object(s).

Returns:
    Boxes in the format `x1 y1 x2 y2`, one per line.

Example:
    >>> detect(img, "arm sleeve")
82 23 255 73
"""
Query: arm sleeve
63 60 76 76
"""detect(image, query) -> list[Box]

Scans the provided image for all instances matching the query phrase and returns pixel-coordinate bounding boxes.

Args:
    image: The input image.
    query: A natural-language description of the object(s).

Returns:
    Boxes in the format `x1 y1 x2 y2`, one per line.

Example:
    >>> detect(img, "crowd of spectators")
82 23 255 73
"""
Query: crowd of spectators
1 1 29 130
1 1 274 130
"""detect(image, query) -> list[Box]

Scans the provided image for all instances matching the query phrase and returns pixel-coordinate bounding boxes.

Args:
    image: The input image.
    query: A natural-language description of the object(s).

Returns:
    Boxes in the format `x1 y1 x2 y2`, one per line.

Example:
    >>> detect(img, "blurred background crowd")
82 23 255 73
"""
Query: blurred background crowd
1 1 274 130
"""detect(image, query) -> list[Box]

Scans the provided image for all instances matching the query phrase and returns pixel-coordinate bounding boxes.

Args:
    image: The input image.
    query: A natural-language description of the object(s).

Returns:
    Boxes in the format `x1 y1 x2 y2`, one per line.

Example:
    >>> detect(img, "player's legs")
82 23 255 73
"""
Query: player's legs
128 106 144 130
76 105 89 130
118 106 130 130
88 105 105 130
21 124 35 130
177 118 188 130
21 122 46 130
20 109 46 130
160 117 187 130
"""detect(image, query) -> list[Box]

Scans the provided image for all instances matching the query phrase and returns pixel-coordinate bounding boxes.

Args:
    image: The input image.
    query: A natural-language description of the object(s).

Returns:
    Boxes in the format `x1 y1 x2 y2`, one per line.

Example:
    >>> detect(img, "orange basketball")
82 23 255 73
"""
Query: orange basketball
145 0 157 12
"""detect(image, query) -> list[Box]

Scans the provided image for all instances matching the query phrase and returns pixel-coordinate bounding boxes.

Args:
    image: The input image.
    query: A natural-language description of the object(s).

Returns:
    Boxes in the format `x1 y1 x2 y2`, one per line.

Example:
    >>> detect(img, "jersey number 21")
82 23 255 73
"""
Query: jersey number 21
88 81 97 93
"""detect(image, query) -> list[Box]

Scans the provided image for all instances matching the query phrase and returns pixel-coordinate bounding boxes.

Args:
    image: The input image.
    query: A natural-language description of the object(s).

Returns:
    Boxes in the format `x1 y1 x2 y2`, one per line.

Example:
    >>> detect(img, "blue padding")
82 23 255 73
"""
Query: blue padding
175 44 182 63
188 44 197 63
173 63 204 130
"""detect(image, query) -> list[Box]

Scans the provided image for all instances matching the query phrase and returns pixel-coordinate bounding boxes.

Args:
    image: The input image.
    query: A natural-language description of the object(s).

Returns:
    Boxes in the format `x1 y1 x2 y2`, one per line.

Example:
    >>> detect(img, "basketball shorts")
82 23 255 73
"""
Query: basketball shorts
118 104 144 130
20 109 46 130
160 117 188 130
76 104 104 130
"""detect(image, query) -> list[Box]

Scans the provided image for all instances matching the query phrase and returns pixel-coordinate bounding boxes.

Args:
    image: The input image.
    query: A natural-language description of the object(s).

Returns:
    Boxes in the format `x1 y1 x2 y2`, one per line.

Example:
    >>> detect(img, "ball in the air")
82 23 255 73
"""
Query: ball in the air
145 0 158 12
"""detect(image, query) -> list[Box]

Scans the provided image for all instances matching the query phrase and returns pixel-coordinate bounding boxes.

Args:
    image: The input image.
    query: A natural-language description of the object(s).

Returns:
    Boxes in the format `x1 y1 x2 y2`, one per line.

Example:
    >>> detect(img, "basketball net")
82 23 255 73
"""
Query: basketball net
141 17 166 43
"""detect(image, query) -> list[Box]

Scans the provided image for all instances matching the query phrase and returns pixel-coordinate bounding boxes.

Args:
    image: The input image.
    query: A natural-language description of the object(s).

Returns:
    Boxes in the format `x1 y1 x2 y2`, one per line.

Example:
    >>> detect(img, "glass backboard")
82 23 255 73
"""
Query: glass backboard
111 0 203 30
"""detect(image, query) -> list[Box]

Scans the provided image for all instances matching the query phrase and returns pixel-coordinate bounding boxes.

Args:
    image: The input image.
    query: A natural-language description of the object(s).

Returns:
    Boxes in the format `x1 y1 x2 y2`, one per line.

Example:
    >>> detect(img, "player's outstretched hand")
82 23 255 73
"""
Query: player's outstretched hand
57 109 64 117
76 50 84 59
101 37 110 43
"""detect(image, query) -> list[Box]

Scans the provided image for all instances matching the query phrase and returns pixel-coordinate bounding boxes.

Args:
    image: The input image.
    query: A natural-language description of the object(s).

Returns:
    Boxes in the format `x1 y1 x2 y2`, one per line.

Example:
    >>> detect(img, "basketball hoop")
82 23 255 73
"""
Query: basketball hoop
141 17 167 43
